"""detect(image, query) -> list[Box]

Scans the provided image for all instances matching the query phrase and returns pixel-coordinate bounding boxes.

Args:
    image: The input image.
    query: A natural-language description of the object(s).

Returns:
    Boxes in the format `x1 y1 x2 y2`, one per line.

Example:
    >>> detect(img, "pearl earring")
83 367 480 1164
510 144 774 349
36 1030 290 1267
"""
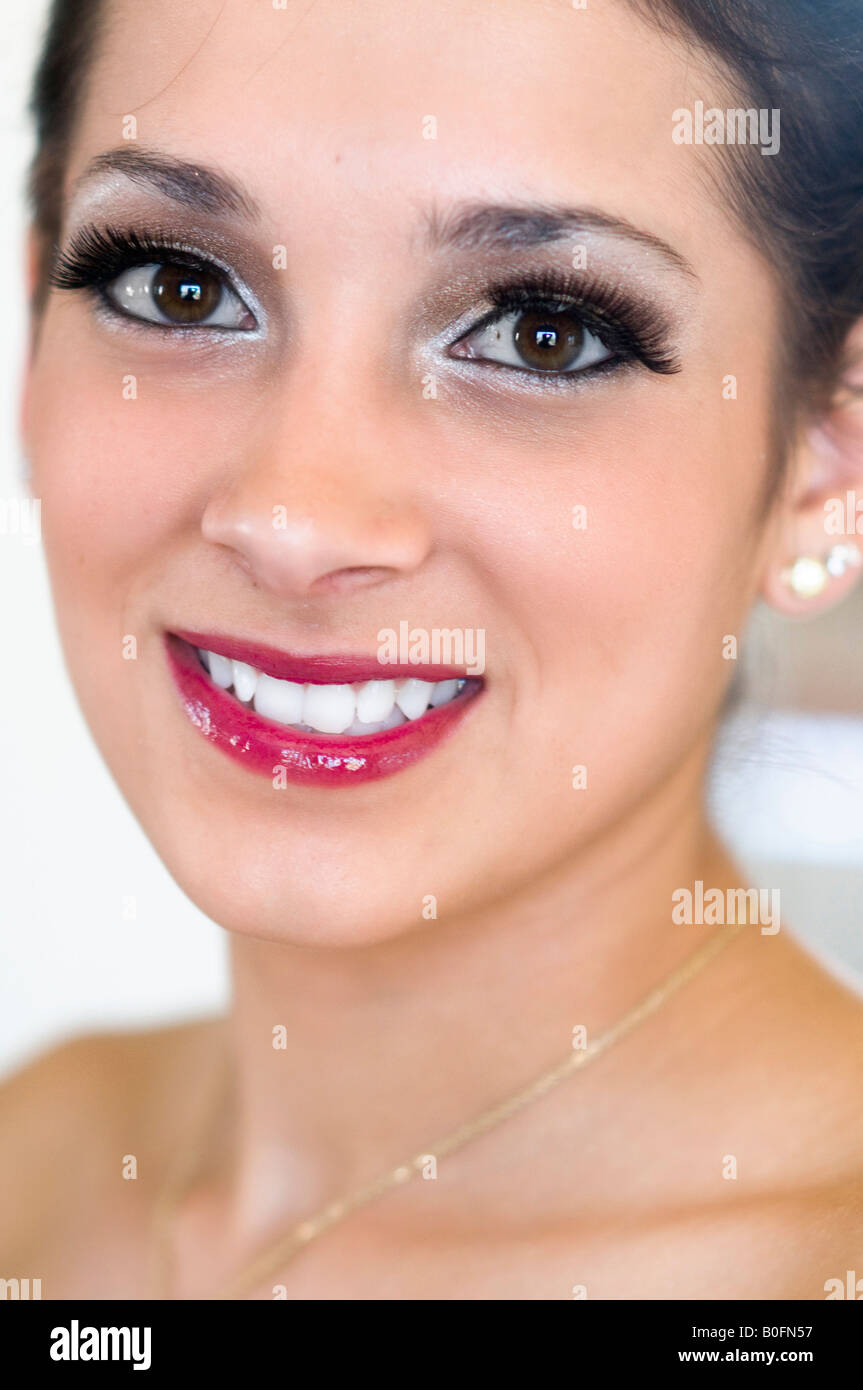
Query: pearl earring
782 543 863 598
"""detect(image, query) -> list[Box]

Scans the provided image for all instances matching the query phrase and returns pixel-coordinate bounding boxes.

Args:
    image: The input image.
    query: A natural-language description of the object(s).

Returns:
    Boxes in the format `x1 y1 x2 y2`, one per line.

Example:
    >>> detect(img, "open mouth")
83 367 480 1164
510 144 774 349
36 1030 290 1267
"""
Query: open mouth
164 630 484 786
196 645 470 734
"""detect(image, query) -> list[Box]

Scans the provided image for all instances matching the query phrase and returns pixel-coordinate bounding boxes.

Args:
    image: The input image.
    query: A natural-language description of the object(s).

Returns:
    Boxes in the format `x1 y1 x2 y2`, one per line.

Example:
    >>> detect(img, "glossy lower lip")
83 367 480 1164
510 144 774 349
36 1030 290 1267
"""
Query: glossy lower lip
164 633 484 786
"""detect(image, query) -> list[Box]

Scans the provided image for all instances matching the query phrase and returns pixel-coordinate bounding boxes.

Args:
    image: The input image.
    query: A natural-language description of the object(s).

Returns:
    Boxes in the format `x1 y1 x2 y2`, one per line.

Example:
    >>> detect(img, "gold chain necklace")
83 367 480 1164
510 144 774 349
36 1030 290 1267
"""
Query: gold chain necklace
150 922 744 1300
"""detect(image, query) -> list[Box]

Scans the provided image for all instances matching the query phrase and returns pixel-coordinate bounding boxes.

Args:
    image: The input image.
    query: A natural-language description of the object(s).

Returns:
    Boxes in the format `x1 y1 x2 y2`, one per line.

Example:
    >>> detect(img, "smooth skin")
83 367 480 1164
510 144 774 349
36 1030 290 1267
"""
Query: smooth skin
3 0 863 1298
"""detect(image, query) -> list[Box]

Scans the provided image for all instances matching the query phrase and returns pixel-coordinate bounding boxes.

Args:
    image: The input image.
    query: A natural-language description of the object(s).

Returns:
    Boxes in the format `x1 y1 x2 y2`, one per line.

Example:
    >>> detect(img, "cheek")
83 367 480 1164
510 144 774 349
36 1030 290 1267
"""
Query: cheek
24 323 255 758
445 364 770 785
30 353 178 593
26 324 255 621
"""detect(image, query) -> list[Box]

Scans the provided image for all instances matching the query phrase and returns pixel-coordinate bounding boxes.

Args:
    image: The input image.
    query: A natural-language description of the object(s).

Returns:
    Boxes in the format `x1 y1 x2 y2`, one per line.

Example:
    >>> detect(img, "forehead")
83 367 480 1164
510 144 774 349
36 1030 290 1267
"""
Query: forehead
67 0 736 256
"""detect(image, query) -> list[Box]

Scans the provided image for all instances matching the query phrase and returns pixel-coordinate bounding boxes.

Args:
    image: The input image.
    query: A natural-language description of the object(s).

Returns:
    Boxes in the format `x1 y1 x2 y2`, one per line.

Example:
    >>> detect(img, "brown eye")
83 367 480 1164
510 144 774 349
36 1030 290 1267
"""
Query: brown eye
104 259 256 330
453 299 612 377
512 307 585 371
152 263 224 324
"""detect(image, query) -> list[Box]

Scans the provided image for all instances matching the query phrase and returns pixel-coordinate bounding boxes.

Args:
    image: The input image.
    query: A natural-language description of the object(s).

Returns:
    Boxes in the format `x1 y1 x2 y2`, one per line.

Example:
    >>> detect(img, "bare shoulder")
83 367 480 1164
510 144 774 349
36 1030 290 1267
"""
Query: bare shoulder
0 1019 224 1265
697 929 863 1296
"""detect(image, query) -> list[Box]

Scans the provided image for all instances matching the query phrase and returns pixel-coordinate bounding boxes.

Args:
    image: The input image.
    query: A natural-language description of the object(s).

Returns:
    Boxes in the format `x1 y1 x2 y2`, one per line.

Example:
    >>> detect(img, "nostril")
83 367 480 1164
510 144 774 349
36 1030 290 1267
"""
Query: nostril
309 566 403 596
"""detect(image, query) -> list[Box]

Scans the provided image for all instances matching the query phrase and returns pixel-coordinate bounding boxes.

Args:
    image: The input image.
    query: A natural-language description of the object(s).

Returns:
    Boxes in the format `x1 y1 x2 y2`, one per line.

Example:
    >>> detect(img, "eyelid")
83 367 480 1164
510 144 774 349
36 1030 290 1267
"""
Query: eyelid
50 225 267 335
451 302 613 375
112 249 262 334
444 272 681 377
102 262 252 331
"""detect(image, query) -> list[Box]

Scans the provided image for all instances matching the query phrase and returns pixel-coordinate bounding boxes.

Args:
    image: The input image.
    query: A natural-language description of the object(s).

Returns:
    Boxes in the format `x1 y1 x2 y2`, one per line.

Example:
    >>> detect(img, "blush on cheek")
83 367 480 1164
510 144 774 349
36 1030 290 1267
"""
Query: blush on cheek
28 354 233 595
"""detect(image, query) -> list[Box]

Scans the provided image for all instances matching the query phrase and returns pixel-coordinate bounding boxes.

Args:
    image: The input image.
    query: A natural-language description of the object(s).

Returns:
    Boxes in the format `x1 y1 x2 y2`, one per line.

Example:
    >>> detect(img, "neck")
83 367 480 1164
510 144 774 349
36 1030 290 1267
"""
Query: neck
216 739 735 1239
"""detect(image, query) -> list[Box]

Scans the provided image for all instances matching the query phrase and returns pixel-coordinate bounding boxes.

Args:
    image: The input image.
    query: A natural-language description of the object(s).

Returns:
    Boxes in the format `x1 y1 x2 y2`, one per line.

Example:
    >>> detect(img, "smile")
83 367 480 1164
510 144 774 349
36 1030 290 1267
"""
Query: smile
165 630 484 786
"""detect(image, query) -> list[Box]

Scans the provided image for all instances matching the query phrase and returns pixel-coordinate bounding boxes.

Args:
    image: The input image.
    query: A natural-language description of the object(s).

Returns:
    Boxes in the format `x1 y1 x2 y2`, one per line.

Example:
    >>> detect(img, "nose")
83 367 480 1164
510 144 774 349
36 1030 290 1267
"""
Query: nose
201 396 433 600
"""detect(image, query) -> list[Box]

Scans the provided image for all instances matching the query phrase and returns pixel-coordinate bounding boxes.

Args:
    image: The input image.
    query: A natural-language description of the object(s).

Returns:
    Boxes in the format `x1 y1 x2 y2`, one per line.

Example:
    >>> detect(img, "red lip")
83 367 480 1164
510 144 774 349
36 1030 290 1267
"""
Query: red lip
171 629 476 684
164 633 483 786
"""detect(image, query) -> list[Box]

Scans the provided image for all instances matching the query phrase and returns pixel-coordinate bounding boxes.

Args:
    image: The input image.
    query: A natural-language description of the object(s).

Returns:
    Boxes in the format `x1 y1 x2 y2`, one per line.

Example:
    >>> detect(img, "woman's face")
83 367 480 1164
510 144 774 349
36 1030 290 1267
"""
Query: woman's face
24 0 780 945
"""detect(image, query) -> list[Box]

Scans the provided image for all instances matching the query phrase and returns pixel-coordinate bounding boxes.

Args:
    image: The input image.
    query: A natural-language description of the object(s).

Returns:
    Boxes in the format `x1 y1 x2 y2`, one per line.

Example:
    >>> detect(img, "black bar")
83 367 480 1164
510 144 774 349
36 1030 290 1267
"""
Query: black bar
1 1298 858 1375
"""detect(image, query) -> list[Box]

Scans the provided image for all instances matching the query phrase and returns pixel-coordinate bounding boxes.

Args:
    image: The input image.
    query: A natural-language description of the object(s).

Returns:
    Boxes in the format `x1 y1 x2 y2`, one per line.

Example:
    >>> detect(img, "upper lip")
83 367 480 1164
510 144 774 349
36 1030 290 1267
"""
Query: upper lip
170 629 481 685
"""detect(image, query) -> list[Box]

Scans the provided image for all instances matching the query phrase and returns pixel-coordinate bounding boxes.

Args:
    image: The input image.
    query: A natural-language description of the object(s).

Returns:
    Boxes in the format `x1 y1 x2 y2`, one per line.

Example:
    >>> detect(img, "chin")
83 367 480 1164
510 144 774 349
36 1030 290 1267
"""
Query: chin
166 854 449 948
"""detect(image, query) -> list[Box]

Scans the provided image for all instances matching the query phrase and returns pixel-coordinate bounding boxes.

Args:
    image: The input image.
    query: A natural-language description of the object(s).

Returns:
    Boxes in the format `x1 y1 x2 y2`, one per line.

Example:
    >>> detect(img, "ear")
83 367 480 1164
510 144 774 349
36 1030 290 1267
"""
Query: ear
761 321 863 617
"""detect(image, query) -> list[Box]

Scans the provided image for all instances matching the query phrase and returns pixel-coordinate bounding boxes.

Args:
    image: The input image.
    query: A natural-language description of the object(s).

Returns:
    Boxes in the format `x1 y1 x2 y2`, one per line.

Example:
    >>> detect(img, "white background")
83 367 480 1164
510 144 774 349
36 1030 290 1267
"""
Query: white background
0 0 227 1080
1 1 860 1081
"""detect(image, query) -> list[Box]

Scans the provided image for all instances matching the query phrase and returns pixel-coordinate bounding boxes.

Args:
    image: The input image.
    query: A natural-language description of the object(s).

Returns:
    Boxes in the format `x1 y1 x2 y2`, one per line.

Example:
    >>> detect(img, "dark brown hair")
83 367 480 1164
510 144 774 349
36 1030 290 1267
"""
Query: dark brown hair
29 0 105 305
631 0 863 439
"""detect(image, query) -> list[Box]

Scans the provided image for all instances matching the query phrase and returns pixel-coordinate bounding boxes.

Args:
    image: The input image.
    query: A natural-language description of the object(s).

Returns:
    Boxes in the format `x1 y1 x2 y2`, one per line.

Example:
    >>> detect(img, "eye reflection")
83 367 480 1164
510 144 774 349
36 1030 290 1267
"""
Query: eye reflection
457 303 612 374
446 265 684 380
152 264 222 323
515 307 585 369
106 260 254 329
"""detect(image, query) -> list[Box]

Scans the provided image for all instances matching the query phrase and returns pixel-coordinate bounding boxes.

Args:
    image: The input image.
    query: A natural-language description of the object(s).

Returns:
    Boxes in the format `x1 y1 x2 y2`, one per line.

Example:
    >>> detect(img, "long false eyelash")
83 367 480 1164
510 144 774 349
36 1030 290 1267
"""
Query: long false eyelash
476 268 682 376
51 228 680 376
49 225 229 293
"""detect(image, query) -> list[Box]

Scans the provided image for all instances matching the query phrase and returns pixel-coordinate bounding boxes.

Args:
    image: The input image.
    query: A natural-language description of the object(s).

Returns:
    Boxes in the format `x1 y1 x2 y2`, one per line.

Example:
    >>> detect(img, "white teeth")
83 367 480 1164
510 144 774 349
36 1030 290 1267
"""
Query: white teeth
355 679 395 724
395 678 434 721
430 679 459 707
345 706 407 736
232 660 258 703
198 649 468 735
377 705 408 731
208 652 234 689
302 682 355 734
254 673 304 724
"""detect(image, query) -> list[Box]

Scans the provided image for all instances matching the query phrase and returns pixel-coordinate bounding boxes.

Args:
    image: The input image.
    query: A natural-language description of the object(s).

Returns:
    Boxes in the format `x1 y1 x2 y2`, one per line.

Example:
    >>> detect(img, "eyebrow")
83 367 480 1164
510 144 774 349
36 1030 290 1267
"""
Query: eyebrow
72 148 696 281
73 147 261 220
423 199 697 279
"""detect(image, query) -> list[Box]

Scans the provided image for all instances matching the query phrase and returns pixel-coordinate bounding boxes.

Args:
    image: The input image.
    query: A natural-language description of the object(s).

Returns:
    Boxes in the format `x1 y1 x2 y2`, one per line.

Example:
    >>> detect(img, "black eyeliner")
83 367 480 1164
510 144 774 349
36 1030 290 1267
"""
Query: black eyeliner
471 267 682 376
50 225 680 377
49 225 226 292
48 223 262 335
